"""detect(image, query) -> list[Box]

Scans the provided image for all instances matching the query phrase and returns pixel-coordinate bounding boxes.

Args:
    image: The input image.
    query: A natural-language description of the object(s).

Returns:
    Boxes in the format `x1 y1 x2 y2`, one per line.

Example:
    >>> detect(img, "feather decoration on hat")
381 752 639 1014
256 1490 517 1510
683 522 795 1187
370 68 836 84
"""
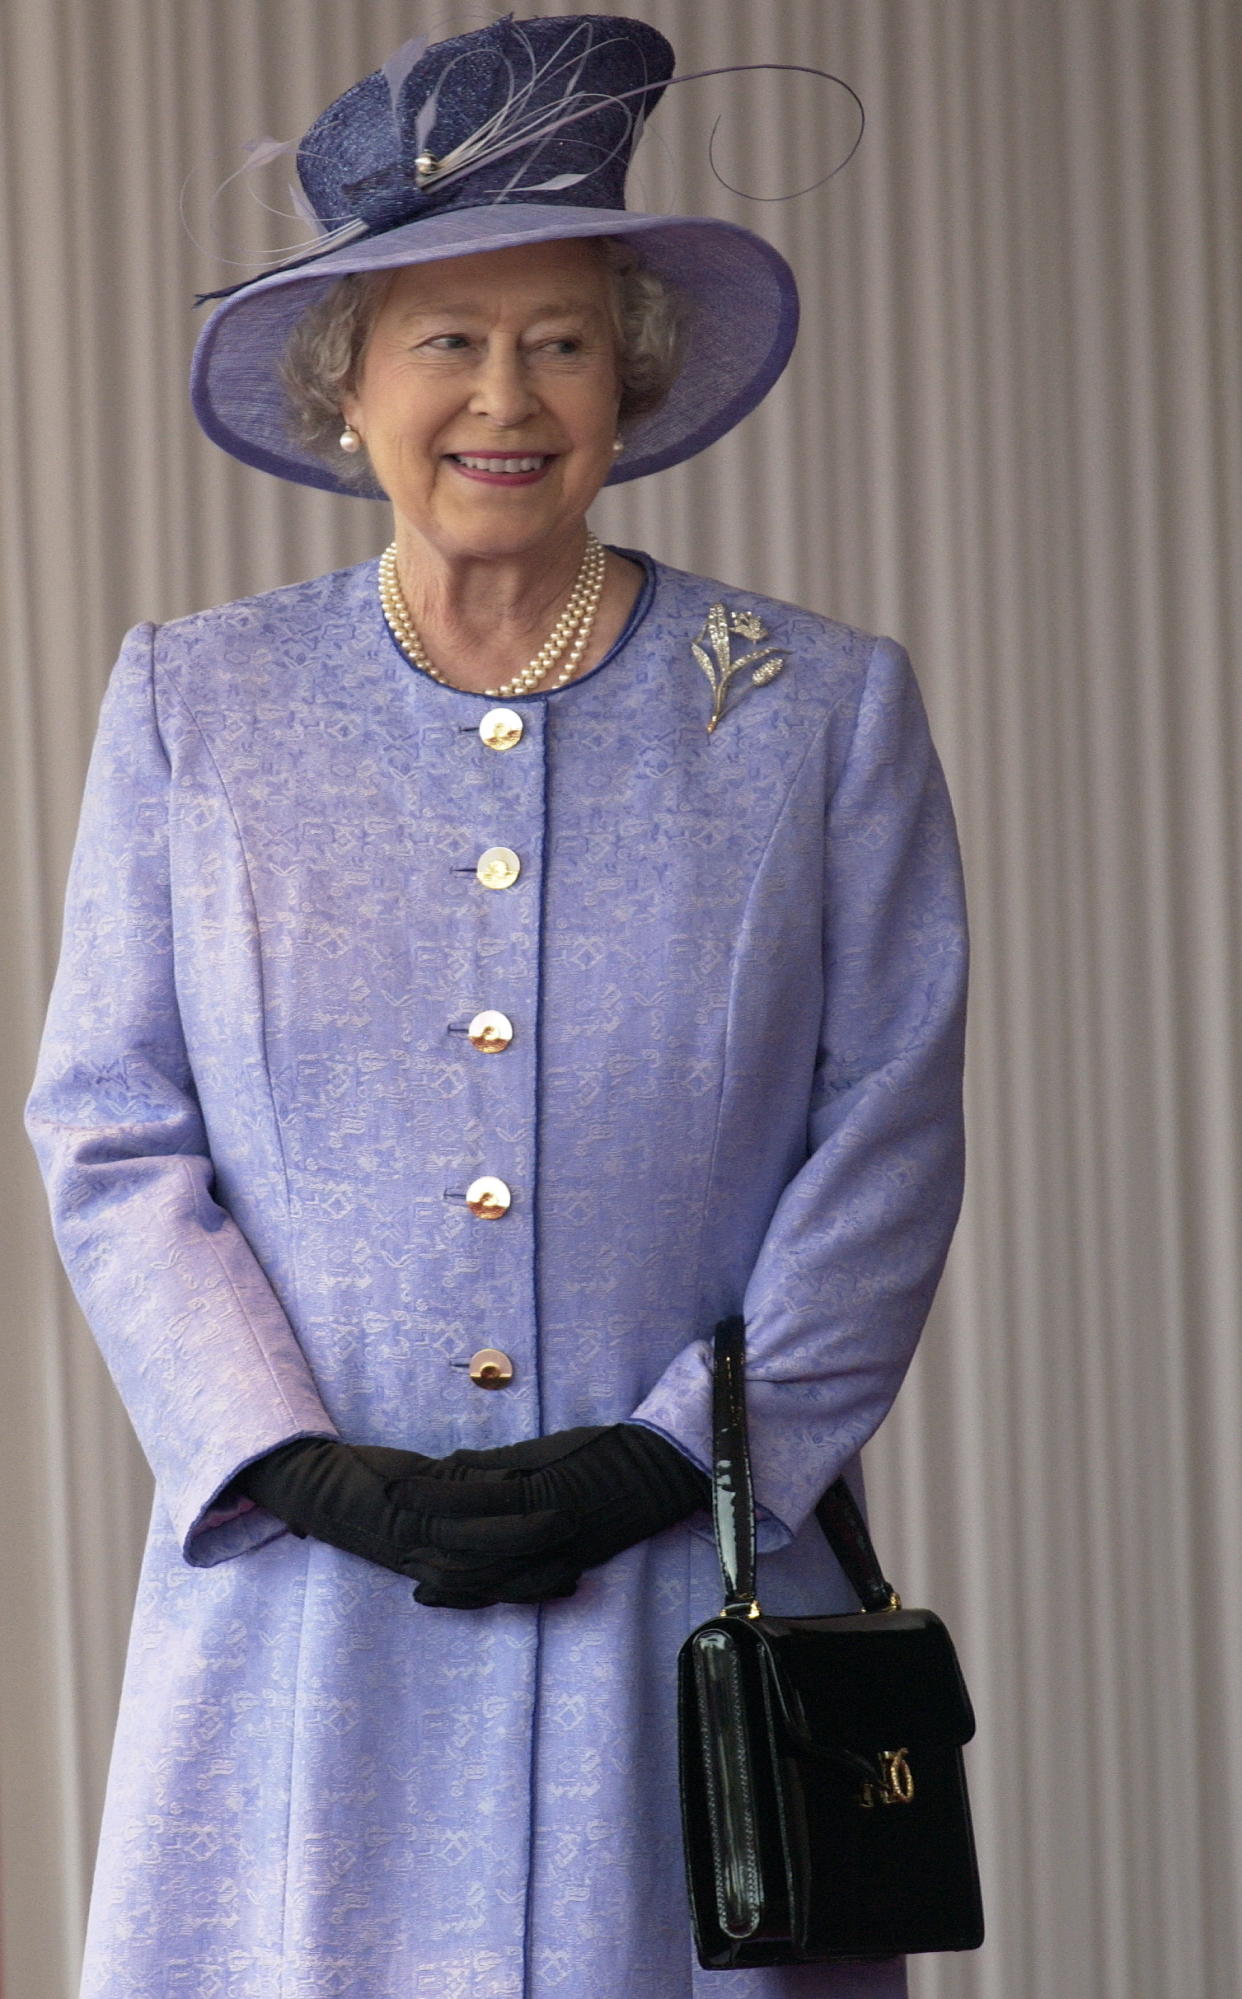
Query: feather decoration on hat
339 18 639 211
192 17 862 303
382 35 429 121
195 19 643 288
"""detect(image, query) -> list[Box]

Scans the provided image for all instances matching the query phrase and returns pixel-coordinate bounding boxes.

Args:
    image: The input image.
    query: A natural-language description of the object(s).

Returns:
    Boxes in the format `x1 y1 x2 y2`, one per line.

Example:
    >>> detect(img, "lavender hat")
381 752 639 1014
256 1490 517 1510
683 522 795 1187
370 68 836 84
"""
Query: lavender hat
190 13 803 495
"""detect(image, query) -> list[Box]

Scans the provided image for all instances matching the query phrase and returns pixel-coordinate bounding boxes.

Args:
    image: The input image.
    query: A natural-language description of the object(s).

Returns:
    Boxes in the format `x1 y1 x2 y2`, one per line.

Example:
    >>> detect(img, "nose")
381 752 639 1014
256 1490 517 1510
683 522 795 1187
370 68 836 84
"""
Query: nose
468 343 540 429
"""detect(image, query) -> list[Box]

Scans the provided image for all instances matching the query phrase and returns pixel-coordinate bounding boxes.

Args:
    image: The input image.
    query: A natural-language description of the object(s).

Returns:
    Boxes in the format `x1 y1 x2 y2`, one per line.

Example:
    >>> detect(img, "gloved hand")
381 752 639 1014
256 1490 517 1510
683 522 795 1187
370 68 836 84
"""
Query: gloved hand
231 1438 577 1582
379 1424 710 1608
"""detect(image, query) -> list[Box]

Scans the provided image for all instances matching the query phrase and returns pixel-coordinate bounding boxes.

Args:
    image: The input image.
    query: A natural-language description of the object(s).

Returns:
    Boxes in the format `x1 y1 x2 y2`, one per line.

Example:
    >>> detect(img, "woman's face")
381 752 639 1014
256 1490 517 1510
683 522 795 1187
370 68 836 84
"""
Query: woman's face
342 238 621 567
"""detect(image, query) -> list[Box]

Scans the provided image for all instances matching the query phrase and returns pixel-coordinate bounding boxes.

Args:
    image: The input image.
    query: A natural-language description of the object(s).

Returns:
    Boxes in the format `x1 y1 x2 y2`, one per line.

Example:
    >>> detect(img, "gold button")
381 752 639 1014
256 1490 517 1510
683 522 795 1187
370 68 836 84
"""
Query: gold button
476 846 521 890
479 708 524 751
468 1009 514 1053
465 1175 511 1219
468 1348 515 1388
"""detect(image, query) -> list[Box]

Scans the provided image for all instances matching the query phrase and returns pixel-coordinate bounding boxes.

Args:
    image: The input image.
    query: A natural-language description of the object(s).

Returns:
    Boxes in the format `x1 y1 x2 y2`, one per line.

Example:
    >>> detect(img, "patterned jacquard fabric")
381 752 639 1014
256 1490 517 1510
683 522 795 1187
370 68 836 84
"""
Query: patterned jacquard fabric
26 554 966 1999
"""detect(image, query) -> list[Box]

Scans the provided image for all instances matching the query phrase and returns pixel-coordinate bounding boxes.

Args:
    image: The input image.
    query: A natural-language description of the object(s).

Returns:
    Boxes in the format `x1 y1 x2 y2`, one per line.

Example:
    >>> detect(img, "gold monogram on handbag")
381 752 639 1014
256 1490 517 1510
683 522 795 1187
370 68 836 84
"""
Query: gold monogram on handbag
677 1318 985 1967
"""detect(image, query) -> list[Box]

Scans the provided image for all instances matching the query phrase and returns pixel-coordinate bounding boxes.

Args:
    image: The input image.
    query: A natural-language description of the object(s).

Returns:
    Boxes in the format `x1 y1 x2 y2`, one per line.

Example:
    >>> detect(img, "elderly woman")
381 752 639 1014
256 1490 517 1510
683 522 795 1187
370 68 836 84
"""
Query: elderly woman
27 15 967 1999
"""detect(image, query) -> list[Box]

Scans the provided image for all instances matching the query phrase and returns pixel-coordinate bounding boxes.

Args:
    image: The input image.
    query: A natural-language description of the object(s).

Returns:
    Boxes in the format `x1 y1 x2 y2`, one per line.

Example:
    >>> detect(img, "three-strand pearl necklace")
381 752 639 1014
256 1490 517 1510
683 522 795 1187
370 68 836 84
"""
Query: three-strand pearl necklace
378 533 607 700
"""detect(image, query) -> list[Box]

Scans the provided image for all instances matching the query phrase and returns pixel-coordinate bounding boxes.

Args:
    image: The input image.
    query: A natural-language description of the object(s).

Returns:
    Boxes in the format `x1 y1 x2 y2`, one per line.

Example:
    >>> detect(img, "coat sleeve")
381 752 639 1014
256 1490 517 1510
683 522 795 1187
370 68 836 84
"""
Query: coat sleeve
628 636 968 1549
25 625 339 1567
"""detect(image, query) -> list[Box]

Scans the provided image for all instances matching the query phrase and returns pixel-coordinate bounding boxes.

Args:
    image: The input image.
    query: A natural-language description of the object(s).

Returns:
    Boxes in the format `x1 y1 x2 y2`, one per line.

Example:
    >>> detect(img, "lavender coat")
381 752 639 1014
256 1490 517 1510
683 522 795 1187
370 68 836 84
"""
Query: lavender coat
27 553 967 1999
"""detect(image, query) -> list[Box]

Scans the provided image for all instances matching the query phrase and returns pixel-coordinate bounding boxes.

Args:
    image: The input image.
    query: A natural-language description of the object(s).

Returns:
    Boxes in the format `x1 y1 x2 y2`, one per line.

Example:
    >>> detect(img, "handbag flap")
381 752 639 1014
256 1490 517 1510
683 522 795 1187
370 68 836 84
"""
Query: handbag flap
752 1610 976 1753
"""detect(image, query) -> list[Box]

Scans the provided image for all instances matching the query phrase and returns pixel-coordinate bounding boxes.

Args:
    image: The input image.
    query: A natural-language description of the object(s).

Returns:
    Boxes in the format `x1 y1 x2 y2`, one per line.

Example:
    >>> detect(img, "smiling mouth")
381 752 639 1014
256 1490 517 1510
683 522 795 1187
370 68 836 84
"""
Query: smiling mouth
448 453 554 475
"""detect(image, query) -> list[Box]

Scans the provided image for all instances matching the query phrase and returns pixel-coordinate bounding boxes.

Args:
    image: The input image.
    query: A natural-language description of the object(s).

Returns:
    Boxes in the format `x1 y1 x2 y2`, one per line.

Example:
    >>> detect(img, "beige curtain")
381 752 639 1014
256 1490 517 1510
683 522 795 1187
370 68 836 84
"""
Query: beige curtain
2 4 1239 1994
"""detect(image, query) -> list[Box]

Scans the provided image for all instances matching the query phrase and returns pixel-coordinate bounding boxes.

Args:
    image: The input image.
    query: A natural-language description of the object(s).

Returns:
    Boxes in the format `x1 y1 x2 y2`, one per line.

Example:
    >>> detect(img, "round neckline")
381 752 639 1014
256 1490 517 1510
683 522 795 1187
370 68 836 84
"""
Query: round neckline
374 545 657 703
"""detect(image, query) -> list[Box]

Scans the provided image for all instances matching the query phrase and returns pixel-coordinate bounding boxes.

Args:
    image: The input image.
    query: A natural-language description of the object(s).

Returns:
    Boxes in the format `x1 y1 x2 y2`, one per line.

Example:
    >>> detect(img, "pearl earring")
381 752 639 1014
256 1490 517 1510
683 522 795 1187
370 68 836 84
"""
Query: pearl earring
612 438 624 457
339 424 361 455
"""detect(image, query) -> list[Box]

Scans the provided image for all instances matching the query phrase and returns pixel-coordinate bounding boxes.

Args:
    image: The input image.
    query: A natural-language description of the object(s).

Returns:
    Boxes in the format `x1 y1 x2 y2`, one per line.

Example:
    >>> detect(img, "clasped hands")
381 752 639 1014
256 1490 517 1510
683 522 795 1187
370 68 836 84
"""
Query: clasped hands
232 1426 709 1608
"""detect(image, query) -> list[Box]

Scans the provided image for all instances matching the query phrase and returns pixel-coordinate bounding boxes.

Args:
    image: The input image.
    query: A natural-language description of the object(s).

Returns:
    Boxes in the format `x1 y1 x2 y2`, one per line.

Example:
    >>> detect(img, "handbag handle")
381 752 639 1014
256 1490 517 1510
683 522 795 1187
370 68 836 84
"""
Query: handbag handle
711 1317 900 1616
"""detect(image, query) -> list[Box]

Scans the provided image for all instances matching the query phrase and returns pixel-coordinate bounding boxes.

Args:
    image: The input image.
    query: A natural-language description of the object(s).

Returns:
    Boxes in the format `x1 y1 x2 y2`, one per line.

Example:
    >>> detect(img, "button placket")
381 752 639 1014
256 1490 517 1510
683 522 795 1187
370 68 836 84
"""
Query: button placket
444 705 542 1396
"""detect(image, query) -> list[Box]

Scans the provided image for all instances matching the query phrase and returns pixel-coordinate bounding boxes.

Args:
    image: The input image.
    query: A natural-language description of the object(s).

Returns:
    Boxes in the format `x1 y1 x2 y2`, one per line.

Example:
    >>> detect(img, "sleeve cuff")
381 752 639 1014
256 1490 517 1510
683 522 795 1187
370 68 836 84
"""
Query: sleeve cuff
179 1426 339 1568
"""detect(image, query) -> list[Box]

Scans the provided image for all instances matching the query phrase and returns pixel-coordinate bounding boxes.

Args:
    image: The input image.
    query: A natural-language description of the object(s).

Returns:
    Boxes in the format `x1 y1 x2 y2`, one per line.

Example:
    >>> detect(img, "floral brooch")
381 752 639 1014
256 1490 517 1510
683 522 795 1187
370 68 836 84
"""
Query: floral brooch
691 604 787 734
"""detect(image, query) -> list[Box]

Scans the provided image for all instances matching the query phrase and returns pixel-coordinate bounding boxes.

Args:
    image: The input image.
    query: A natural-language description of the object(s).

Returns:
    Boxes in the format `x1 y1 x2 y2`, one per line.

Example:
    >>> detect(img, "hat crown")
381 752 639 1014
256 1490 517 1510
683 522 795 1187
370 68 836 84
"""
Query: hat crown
297 14 674 236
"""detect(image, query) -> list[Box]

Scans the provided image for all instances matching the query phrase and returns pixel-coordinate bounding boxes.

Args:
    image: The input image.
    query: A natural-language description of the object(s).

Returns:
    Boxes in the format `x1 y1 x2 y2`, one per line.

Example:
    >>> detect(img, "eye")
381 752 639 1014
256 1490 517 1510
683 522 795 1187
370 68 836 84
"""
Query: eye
530 333 598 363
420 333 473 353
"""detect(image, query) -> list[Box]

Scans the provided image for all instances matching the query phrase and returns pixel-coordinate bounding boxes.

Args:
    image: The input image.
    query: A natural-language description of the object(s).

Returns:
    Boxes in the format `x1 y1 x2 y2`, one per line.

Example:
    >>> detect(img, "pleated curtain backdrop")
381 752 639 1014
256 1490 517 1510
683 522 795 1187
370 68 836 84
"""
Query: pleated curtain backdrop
2 3 1239 1995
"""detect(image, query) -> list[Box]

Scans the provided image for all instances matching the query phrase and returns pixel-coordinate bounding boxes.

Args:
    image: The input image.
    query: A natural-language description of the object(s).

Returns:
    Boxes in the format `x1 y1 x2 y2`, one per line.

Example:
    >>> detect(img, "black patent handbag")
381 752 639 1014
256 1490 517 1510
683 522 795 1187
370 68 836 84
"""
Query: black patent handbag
677 1318 985 1968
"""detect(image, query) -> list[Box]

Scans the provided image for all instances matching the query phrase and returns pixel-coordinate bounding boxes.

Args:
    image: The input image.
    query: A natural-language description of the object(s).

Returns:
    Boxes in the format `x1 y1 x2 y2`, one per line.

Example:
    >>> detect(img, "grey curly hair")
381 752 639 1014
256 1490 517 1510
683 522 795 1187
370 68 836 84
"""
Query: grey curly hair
280 238 691 487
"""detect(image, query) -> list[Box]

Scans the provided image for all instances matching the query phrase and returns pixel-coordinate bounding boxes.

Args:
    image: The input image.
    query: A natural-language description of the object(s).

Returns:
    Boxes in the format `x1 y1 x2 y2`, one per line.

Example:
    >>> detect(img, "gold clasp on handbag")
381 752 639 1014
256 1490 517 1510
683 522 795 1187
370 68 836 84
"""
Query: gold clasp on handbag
858 1748 915 1808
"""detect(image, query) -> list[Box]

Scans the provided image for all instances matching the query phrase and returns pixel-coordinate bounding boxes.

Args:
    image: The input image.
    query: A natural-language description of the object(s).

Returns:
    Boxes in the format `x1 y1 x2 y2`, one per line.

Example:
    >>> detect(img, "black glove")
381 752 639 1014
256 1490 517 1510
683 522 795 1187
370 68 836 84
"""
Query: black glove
381 1424 710 1608
231 1438 576 1581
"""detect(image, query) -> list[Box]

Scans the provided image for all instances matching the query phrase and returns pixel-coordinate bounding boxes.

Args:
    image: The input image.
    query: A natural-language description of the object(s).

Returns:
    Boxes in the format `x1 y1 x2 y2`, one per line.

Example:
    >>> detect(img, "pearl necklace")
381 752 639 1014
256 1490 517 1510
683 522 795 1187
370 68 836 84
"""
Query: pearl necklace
378 534 607 699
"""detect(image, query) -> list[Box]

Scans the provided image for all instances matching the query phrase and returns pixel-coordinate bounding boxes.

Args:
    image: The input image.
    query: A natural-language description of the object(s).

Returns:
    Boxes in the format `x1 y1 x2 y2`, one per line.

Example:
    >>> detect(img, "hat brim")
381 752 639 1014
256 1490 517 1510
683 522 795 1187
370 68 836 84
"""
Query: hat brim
190 204 799 494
